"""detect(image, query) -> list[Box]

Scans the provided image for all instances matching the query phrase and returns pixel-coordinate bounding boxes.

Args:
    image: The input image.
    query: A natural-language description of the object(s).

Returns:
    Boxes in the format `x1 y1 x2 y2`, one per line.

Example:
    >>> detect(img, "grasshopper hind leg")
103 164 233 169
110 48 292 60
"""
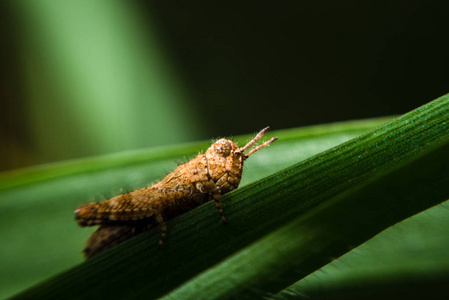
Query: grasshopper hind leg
83 224 153 259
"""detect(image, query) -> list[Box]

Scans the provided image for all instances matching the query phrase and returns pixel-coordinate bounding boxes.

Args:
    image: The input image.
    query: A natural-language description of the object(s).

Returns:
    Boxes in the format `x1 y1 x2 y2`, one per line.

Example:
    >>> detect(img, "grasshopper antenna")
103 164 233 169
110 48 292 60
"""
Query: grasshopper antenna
236 126 278 158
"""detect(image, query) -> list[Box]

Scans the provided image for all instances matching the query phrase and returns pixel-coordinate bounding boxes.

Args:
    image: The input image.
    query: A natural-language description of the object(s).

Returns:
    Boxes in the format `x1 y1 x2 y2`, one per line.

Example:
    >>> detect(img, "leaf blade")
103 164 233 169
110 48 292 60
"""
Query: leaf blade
11 94 449 299
0 118 385 299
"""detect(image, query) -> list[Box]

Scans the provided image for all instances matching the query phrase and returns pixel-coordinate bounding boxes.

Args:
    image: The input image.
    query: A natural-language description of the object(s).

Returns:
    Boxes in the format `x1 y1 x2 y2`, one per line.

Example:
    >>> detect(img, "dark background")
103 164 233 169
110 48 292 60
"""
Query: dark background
146 1 448 125
1 1 448 171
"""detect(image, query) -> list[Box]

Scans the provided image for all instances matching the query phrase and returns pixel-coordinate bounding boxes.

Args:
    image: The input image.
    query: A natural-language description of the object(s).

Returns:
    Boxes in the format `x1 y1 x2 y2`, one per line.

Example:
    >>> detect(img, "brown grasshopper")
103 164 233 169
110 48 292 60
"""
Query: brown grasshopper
75 127 277 258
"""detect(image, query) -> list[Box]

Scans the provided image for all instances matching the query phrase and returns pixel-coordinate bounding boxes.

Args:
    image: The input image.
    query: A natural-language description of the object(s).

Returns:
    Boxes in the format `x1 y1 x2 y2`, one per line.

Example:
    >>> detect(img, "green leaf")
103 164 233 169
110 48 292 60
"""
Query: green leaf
10 0 203 160
165 117 449 299
5 93 449 299
0 118 387 299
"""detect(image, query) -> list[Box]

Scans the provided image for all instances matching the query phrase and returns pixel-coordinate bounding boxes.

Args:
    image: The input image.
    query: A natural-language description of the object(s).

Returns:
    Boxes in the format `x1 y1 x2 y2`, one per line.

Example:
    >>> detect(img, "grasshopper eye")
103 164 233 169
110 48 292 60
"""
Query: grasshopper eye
213 139 232 157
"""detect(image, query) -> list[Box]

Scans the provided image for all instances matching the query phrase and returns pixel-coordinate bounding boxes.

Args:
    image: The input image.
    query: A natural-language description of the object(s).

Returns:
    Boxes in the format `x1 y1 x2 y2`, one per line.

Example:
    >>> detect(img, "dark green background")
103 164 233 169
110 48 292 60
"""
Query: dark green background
1 1 448 171
146 1 449 126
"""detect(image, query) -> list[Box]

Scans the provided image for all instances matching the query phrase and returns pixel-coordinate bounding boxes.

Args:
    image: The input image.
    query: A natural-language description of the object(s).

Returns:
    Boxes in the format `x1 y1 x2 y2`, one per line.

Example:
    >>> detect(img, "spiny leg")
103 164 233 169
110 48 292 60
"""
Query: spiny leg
154 213 168 248
83 225 137 259
212 192 227 224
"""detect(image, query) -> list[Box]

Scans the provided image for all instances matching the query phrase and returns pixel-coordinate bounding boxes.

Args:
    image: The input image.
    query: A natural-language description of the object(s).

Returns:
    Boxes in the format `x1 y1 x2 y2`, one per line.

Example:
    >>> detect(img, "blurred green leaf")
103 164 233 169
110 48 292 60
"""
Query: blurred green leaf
10 0 202 162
